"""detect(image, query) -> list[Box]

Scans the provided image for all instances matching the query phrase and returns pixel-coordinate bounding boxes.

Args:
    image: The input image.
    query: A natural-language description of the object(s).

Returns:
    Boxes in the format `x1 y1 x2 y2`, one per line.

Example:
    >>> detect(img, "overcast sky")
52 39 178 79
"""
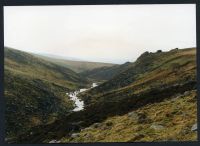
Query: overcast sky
4 4 196 64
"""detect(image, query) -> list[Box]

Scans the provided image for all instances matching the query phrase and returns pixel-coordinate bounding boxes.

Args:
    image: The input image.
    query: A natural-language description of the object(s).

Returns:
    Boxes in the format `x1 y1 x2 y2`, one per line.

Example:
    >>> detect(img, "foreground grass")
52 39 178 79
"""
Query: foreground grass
60 90 197 142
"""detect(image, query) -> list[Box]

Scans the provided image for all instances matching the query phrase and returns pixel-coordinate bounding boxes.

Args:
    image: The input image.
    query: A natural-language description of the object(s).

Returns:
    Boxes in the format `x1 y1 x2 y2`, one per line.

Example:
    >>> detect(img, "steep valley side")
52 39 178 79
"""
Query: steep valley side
4 47 91 140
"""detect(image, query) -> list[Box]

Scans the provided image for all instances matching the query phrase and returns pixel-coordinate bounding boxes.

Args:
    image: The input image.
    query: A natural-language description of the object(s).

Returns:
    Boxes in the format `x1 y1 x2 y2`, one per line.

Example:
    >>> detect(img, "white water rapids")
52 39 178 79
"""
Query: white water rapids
49 83 98 143
66 83 98 111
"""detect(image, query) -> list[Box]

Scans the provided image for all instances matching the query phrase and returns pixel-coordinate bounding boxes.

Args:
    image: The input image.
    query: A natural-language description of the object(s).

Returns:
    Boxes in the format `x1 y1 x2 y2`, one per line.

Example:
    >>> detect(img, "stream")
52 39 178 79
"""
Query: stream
49 83 98 143
66 83 98 111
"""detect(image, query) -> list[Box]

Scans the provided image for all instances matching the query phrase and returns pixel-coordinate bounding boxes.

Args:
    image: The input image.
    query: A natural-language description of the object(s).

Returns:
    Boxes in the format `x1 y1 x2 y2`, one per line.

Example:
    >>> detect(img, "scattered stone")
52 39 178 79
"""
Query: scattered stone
99 122 113 130
128 111 139 120
191 123 197 131
49 140 60 143
92 123 102 128
99 126 107 130
184 91 191 96
128 111 149 124
49 140 56 143
171 93 183 101
5 137 14 143
71 133 80 138
84 127 93 131
150 124 165 130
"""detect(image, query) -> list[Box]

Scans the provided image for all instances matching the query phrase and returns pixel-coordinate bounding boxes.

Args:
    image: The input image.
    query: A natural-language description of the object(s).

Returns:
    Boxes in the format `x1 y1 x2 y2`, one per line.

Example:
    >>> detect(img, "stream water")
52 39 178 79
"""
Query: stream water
49 83 98 143
66 83 98 111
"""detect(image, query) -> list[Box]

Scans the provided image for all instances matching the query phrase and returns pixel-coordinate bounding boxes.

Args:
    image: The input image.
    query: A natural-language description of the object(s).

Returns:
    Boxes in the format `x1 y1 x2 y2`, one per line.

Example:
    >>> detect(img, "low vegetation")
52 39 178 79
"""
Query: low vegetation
61 90 197 142
80 48 196 105
4 47 90 140
5 47 197 143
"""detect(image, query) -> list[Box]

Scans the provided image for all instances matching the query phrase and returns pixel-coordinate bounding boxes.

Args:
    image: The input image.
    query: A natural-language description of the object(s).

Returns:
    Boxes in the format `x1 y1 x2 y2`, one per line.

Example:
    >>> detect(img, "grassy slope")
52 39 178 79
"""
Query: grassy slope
4 47 89 139
80 48 196 105
5 47 89 89
61 90 197 142
59 48 197 142
34 54 115 73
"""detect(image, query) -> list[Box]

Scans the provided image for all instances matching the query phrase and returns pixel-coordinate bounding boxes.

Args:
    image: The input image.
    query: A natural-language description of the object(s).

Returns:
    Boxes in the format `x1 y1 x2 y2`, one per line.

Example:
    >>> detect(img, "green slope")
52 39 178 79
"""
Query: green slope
61 90 197 142
33 54 115 73
80 48 196 105
14 47 197 143
4 47 90 140
5 47 89 89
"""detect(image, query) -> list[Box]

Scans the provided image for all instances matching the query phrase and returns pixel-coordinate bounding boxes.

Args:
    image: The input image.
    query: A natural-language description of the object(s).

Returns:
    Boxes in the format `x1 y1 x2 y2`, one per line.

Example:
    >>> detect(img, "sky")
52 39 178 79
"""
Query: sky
4 4 196 64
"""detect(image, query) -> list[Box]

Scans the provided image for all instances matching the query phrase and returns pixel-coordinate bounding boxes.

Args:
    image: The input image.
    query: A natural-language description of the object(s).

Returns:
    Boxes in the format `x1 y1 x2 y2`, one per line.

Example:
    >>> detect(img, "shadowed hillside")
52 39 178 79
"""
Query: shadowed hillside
4 47 90 139
80 61 132 81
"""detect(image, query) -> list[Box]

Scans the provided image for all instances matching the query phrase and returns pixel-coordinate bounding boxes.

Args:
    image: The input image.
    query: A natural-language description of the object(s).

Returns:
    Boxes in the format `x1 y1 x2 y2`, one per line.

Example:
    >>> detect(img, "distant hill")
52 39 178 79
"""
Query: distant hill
80 62 131 81
4 47 90 139
33 54 116 73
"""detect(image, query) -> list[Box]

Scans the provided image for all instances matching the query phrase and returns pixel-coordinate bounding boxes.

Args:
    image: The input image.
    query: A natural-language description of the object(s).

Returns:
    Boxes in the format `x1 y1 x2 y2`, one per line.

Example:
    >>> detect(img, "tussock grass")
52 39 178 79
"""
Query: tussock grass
61 90 197 142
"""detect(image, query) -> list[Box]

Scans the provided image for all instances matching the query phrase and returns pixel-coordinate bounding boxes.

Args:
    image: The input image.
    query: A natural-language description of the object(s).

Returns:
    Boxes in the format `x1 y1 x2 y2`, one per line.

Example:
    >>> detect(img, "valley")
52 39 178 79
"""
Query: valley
4 47 197 143
33 53 116 73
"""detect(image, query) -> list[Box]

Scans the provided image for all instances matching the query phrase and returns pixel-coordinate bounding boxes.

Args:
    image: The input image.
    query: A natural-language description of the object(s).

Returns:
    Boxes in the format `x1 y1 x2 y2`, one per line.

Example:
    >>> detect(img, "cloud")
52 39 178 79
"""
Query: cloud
4 4 196 64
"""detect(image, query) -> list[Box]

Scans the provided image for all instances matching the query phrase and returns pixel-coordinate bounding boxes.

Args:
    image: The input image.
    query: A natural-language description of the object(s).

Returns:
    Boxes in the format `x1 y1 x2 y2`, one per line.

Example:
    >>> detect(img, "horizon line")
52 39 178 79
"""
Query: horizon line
4 46 196 65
